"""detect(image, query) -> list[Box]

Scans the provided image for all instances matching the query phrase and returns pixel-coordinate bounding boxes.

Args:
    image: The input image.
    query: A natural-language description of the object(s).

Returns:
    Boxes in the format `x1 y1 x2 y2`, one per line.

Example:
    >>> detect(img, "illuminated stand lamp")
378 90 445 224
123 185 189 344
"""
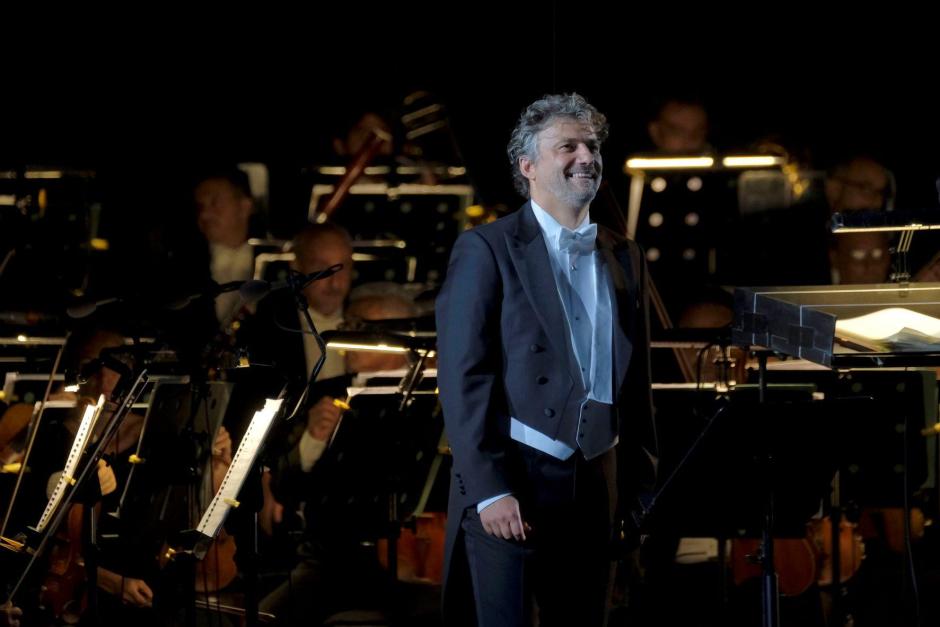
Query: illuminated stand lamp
622 154 785 240
831 208 940 282
322 329 436 361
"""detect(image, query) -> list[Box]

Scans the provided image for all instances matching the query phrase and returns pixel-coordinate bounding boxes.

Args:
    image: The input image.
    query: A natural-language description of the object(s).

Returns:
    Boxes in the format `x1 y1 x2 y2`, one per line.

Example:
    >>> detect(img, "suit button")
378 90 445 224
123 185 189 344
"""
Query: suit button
536 376 548 384
578 431 585 438
581 418 587 423
544 408 555 417
530 344 542 353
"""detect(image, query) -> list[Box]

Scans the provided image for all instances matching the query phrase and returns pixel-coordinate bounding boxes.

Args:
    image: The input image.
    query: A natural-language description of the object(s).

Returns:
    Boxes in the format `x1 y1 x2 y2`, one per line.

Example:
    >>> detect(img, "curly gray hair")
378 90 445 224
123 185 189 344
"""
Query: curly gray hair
506 93 609 197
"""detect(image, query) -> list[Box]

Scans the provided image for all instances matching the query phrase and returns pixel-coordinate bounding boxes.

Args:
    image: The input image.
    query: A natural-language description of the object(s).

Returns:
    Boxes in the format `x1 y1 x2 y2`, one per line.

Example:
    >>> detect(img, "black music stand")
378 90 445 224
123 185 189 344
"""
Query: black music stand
3 372 150 622
159 371 284 627
309 370 441 581
639 377 850 627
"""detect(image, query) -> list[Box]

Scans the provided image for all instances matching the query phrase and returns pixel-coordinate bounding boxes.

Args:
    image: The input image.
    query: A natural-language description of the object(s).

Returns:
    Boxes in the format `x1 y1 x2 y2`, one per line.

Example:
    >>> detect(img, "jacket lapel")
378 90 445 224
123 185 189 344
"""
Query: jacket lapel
506 204 584 391
597 225 637 393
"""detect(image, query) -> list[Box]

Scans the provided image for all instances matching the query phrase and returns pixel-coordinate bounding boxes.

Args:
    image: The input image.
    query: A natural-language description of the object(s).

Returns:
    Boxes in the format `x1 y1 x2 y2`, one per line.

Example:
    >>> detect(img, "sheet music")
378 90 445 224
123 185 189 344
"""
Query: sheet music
347 366 438 399
35 395 105 533
195 398 283 540
351 368 437 386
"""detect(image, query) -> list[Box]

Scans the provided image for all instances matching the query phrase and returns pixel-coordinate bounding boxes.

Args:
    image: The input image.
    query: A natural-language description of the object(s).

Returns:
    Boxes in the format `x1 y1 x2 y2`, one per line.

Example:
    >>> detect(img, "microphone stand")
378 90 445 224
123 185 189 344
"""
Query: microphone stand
282 267 339 422
243 267 335 627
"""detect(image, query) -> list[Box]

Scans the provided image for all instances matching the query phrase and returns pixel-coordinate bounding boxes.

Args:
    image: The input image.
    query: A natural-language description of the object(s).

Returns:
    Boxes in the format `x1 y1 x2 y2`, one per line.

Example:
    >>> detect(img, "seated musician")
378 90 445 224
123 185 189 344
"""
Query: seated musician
646 95 712 155
829 231 892 285
244 221 355 576
161 167 262 368
194 167 258 328
40 327 233 623
260 286 419 625
245 222 355 390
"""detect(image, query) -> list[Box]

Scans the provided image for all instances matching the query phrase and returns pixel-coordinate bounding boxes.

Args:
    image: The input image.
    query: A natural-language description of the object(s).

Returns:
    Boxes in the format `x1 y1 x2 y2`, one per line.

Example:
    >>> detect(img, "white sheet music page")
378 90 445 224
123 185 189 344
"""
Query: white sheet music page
836 307 940 351
36 395 105 533
195 398 283 539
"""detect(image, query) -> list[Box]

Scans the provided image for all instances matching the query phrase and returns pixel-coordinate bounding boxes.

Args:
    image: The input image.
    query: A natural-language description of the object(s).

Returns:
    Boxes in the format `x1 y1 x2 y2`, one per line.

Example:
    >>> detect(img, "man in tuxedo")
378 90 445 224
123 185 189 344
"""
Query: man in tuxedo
436 93 657 626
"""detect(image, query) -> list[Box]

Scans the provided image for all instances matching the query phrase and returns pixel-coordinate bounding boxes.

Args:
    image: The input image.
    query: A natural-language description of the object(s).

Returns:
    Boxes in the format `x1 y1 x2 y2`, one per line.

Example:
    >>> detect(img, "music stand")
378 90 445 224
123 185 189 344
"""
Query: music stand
310 367 441 580
3 371 150 617
646 382 843 533
640 381 852 627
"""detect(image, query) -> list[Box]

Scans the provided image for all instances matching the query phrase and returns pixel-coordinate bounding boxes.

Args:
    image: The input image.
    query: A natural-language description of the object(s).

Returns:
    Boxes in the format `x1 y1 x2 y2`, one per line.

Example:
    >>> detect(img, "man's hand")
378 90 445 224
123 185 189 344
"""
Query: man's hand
0 602 22 627
120 578 154 607
479 495 529 541
211 426 232 466
98 568 153 607
210 426 233 494
306 396 342 442
259 469 285 536
96 459 116 496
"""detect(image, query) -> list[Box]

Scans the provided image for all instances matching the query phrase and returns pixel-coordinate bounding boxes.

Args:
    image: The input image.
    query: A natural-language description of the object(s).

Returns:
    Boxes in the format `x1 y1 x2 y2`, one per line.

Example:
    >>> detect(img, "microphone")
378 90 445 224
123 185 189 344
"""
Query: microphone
66 297 121 319
238 264 344 305
164 281 251 311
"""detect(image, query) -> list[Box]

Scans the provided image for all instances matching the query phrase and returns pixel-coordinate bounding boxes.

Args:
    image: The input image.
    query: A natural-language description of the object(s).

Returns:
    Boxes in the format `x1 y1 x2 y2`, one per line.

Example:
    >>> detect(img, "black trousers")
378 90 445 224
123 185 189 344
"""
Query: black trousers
461 447 618 627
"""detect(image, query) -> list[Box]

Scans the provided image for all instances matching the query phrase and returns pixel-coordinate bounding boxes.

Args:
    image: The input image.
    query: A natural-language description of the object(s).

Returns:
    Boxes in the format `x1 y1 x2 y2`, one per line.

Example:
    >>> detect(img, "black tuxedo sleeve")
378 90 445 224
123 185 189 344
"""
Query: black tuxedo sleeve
436 230 512 508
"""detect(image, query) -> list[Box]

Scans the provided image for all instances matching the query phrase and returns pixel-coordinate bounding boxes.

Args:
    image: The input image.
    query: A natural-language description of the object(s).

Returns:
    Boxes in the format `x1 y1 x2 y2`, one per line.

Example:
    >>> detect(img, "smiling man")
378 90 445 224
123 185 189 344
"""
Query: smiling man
436 93 658 626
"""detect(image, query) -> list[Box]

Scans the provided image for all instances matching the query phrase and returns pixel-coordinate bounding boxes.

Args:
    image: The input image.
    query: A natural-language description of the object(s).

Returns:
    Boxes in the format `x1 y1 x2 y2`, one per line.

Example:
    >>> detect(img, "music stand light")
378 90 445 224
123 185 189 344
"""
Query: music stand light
832 209 940 282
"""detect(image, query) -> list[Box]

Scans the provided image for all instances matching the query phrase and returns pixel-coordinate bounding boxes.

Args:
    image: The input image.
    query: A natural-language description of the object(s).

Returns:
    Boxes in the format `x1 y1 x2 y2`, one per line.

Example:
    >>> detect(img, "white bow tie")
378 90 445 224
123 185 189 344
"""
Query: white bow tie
558 223 597 255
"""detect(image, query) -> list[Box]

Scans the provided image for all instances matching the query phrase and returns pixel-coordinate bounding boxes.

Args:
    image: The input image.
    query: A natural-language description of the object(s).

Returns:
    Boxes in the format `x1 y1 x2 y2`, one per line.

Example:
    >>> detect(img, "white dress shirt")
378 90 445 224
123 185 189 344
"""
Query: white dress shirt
297 306 345 471
478 201 614 512
209 241 254 324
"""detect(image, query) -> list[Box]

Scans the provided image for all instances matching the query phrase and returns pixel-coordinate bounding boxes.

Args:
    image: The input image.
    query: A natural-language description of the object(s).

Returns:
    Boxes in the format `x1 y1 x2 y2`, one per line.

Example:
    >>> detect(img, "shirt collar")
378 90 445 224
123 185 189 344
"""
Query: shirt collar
530 200 591 253
308 306 344 328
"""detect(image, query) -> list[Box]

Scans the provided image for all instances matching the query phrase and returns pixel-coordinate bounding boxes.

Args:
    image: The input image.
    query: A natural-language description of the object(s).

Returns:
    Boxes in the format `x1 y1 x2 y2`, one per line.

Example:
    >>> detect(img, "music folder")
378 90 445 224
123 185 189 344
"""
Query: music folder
733 282 940 368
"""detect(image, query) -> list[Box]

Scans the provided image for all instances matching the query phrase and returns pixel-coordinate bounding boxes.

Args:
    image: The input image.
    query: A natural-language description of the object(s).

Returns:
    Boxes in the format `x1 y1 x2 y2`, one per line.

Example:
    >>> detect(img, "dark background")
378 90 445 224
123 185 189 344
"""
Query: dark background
2 11 939 307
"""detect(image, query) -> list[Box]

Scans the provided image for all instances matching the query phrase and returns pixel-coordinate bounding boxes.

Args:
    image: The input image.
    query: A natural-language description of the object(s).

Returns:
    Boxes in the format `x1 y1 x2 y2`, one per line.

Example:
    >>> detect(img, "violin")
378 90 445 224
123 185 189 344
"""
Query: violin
39 503 87 623
0 404 33 458
810 516 864 587
195 531 238 593
731 516 865 596
189 426 239 593
857 506 924 554
730 534 818 597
